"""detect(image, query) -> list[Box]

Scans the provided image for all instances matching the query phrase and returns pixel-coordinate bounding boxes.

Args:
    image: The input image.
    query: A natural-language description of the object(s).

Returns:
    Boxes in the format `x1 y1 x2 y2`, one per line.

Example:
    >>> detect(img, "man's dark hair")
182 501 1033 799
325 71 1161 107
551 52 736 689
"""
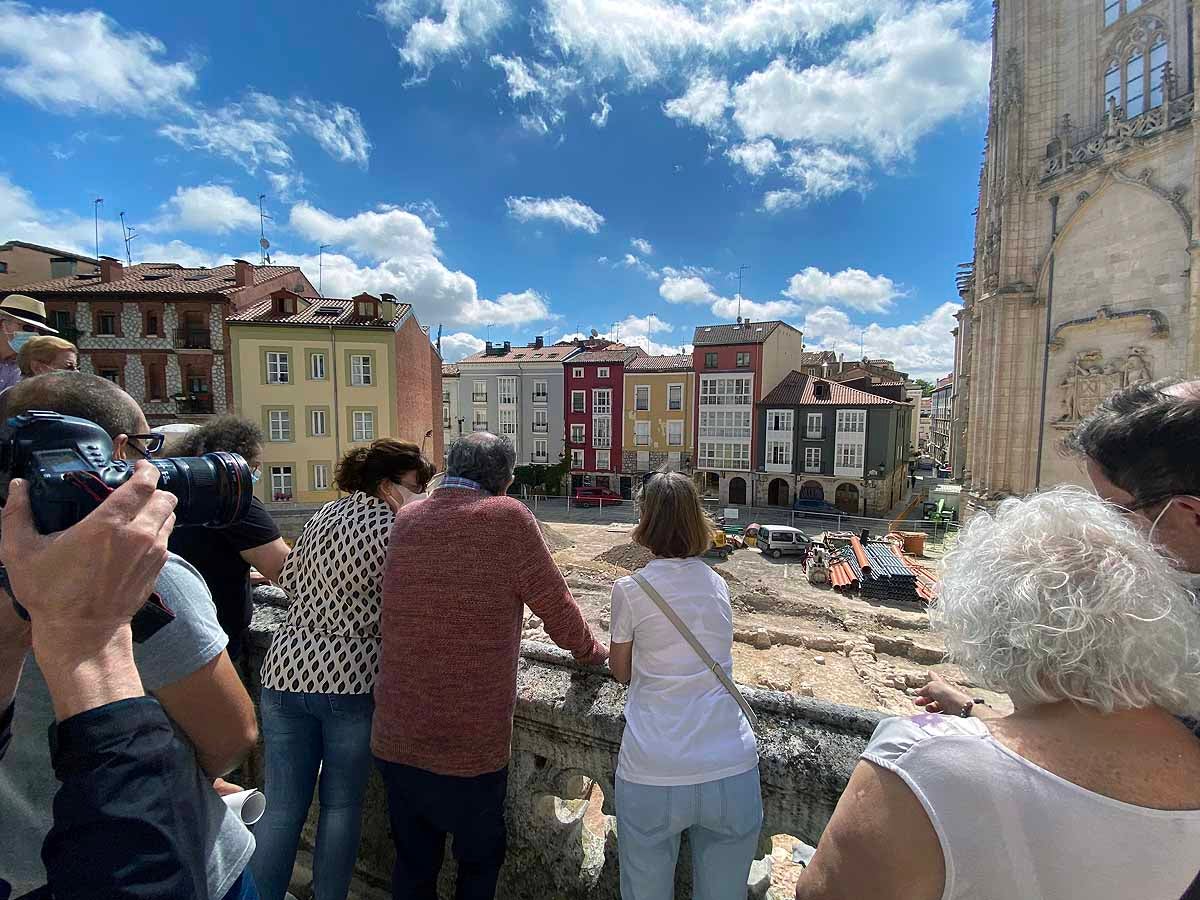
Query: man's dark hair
446 432 516 496
1063 378 1200 505
3 371 140 439
175 416 263 459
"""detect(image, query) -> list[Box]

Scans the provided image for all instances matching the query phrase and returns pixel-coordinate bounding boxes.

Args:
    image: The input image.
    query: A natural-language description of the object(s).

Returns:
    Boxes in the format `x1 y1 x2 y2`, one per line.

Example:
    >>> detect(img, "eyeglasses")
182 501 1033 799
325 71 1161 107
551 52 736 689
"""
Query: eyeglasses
125 433 165 461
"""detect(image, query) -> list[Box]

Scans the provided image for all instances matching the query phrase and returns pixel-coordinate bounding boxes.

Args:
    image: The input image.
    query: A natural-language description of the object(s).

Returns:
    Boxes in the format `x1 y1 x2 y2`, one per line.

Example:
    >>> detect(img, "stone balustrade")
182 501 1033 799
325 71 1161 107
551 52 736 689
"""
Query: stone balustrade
246 590 885 898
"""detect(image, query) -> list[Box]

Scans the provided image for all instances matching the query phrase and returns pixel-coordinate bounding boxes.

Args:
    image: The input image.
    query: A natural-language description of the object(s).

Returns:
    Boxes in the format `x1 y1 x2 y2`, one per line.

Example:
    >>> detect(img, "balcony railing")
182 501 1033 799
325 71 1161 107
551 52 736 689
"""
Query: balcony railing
592 436 611 449
532 392 548 403
699 427 752 439
175 396 214 414
805 430 823 440
699 395 750 406
472 424 489 433
175 328 211 350
531 453 548 463
532 423 548 433
272 492 293 502
55 325 81 344
472 393 488 403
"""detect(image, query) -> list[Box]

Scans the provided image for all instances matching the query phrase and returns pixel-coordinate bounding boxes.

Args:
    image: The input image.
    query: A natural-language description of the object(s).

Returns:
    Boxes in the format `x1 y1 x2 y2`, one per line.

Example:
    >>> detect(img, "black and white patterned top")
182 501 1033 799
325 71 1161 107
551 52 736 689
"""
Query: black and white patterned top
260 492 393 695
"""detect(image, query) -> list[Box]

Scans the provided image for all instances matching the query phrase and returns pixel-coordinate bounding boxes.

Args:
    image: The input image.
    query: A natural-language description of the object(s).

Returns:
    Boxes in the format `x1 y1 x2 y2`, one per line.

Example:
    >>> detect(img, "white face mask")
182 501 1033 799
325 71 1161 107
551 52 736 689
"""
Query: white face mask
398 486 426 506
1148 495 1200 545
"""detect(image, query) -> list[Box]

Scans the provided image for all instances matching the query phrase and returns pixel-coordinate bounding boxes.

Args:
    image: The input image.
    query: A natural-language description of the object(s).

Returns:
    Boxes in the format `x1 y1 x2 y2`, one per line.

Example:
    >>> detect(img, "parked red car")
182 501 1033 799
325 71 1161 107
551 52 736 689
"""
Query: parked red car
573 486 623 507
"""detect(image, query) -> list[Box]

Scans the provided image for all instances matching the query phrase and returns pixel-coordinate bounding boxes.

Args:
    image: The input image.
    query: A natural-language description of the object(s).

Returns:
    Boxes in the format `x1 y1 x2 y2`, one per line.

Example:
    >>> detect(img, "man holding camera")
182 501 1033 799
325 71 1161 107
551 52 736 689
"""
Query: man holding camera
0 372 259 900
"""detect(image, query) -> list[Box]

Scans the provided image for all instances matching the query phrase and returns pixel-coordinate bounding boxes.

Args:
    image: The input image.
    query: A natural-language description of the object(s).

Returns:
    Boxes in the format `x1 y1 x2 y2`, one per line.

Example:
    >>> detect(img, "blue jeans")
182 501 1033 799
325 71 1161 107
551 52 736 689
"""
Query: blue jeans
221 869 261 900
250 688 375 900
615 766 763 900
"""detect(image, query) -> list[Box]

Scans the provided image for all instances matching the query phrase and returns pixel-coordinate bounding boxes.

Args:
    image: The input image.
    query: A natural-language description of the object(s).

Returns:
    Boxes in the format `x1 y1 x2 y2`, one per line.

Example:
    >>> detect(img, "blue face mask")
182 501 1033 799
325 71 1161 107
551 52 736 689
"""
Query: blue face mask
251 468 262 484
7 331 32 352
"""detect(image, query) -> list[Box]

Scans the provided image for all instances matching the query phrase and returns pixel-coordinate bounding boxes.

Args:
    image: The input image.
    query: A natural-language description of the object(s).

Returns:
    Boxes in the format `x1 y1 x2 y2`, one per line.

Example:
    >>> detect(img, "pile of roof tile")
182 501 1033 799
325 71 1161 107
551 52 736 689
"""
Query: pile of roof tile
828 536 931 605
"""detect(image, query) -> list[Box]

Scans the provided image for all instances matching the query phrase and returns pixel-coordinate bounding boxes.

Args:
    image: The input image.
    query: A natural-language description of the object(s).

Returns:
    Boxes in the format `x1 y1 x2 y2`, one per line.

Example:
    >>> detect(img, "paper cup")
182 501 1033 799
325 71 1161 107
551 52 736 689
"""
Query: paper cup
222 788 266 826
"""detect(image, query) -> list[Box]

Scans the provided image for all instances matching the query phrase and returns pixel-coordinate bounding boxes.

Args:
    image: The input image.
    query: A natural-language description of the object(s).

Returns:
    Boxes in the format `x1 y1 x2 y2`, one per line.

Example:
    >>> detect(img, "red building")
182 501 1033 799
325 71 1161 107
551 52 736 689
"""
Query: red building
565 345 644 497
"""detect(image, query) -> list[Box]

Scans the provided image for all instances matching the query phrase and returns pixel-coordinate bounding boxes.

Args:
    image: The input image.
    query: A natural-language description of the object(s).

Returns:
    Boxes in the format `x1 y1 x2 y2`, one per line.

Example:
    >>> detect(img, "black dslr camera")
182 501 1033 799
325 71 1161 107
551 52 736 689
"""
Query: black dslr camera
0 410 254 534
0 411 255 639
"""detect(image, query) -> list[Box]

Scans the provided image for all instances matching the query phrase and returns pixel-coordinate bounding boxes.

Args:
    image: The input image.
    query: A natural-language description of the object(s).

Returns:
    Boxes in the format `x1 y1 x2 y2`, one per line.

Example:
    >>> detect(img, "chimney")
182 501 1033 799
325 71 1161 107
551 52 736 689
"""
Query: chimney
99 256 123 283
485 341 494 355
534 335 544 349
381 295 397 321
503 341 512 354
233 259 253 288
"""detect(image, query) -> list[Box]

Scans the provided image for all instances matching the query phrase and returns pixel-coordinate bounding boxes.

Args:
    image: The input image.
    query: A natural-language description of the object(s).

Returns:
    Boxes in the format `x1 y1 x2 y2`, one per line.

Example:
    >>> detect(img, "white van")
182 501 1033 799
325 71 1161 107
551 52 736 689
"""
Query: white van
757 525 810 559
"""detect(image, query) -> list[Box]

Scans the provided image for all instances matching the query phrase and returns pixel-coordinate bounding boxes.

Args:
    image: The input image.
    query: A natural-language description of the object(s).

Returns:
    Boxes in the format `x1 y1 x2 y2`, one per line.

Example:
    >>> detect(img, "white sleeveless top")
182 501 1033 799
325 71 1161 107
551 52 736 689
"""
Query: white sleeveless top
863 714 1200 900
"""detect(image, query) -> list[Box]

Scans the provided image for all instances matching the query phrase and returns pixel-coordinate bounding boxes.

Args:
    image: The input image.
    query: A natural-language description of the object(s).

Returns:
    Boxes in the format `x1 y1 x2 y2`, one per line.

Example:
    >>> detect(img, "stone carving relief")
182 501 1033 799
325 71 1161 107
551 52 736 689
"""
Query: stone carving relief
1001 47 1022 111
1055 347 1153 424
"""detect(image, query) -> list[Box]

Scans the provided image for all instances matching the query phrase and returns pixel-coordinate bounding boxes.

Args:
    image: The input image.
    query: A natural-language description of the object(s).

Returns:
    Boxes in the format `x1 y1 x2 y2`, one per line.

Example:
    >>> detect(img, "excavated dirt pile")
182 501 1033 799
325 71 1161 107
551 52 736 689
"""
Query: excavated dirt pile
538 521 575 552
593 542 655 572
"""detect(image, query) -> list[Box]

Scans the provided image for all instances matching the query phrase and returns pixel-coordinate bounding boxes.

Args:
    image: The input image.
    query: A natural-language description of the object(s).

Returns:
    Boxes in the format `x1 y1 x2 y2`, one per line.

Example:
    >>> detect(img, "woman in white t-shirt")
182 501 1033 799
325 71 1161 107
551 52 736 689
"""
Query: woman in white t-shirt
608 471 760 900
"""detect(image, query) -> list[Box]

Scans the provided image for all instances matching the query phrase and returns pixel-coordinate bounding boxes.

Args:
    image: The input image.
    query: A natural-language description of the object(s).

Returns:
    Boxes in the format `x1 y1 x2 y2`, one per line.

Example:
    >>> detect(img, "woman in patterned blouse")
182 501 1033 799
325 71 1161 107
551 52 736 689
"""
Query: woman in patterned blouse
251 439 436 900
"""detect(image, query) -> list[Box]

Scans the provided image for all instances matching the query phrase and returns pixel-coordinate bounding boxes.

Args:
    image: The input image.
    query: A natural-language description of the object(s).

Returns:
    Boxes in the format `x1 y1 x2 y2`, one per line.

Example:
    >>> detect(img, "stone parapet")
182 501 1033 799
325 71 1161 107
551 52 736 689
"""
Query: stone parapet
246 591 882 898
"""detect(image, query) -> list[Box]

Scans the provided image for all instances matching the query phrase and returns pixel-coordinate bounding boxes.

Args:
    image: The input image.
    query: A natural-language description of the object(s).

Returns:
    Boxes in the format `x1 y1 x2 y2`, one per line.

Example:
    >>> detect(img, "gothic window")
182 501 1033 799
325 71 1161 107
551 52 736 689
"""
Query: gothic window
1106 0 1142 27
1104 24 1169 119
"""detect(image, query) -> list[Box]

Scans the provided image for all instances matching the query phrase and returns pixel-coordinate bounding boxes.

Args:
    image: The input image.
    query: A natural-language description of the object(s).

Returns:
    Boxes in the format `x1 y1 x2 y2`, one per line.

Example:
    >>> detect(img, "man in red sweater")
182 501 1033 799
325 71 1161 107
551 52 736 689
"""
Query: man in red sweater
373 431 607 899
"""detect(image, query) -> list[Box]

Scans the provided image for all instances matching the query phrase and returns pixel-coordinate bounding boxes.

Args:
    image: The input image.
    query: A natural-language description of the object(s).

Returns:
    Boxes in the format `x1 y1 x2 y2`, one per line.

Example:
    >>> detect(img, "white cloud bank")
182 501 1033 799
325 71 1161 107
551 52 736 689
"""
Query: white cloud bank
505 195 605 233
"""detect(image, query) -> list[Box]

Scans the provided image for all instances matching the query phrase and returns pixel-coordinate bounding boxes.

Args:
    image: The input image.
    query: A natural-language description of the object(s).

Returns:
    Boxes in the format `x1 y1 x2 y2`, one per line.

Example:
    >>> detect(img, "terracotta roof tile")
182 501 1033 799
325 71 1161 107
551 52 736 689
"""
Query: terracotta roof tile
626 354 693 372
459 343 578 363
570 346 645 364
16 263 308 297
227 297 410 329
693 320 800 346
760 371 899 406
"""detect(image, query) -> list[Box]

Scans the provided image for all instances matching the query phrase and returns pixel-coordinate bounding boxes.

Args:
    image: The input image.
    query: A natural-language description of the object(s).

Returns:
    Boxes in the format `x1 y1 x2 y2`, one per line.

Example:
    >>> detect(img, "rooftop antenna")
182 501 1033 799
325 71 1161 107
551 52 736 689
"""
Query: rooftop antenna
436 323 442 356
736 264 749 323
93 197 103 264
258 194 272 264
860 329 865 360
119 211 137 265
318 244 331 296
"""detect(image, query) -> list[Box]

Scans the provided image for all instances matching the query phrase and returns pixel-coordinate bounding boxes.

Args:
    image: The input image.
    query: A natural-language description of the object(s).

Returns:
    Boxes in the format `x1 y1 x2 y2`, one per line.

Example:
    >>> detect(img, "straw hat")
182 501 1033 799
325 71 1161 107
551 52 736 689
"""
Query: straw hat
0 294 58 333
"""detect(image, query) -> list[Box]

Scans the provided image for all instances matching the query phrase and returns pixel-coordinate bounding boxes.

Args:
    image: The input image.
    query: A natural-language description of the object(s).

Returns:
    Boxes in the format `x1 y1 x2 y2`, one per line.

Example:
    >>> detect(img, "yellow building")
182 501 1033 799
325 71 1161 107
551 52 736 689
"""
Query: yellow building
229 289 424 506
622 354 695 475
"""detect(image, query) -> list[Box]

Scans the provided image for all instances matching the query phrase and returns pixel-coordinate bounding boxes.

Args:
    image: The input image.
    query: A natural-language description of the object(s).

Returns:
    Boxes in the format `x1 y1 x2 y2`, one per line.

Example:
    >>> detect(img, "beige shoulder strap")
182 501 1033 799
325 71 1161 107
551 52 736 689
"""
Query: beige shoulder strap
630 573 759 733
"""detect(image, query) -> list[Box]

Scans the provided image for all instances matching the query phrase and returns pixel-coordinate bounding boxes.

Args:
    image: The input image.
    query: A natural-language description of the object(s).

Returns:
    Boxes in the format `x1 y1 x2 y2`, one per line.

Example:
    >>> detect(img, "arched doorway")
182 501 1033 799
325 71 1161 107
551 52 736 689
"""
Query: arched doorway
834 483 860 514
699 472 720 498
727 476 747 506
799 481 824 501
767 478 790 507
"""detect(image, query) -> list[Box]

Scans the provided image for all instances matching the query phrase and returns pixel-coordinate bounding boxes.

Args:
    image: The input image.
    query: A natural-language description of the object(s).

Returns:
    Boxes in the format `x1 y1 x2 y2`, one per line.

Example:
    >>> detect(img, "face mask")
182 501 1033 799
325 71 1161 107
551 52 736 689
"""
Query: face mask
1148 495 1200 545
7 332 32 352
398 486 426 506
251 468 262 484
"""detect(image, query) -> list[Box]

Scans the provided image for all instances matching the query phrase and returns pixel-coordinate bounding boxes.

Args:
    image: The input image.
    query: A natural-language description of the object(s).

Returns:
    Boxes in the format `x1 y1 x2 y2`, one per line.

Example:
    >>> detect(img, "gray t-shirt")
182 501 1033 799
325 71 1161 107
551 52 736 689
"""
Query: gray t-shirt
0 553 255 898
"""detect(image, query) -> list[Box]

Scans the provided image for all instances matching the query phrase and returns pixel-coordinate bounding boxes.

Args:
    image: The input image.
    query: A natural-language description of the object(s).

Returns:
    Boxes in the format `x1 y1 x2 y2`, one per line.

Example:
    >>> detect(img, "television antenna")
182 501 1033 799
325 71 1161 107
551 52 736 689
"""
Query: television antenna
318 244 331 296
258 194 273 264
93 197 104 263
119 211 137 265
736 264 749 322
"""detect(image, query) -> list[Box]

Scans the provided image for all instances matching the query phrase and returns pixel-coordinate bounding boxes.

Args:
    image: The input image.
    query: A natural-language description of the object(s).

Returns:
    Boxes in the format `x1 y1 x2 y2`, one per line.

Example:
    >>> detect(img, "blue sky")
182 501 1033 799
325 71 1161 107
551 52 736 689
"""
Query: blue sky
0 0 992 379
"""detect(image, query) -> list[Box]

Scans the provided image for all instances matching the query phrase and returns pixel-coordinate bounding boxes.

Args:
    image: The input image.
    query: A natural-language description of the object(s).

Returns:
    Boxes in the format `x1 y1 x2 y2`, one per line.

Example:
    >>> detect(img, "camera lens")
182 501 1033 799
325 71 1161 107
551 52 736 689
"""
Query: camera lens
152 451 254 527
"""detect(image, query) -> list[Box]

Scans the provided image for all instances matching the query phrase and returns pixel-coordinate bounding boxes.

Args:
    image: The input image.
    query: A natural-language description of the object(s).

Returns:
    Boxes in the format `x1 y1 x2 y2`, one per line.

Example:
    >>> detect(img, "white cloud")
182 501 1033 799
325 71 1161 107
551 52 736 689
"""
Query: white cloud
663 72 730 130
266 170 307 200
726 139 779 177
160 92 371 173
505 195 605 233
800 301 961 381
590 92 611 127
761 189 806 213
378 0 511 71
659 275 720 305
0 4 197 112
0 172 120 256
619 253 659 279
730 2 990 161
154 184 260 235
135 239 224 268
489 54 580 132
710 296 800 320
783 266 901 313
784 147 870 200
560 314 688 356
630 236 653 256
284 201 554 329
440 331 485 362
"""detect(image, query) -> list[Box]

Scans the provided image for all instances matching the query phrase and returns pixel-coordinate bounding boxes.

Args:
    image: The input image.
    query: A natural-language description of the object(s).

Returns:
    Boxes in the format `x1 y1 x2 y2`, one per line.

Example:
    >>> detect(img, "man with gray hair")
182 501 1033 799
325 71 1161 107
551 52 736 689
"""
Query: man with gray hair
372 432 607 898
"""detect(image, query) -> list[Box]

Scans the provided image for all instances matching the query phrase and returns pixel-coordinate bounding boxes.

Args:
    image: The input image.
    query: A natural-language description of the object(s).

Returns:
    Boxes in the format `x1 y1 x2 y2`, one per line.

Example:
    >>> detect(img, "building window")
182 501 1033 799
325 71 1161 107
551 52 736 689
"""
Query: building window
634 385 650 411
313 464 330 491
704 352 718 368
352 410 375 442
699 376 751 406
99 368 120 384
442 404 451 429
270 466 294 502
1104 29 1168 120
310 408 328 436
767 410 793 432
593 388 612 415
767 440 792 466
355 300 377 318
667 420 683 446
146 363 165 400
51 310 73 332
498 377 517 405
145 311 159 336
836 442 864 470
473 409 488 431
597 367 609 379
572 367 584 378
836 410 866 433
593 415 611 448
697 441 750 471
1105 0 1142 27
97 312 117 335
533 409 548 432
570 423 585 444
266 351 290 384
499 409 517 441
637 450 651 471
635 421 651 445
805 447 822 472
473 380 487 403
350 354 373 386
532 380 548 403
736 351 751 368
0 262 7 273
571 390 586 413
699 410 752 439
533 439 548 461
571 449 585 469
806 412 823 439
595 449 611 470
268 409 292 442
310 353 326 380
668 383 683 410
187 374 207 395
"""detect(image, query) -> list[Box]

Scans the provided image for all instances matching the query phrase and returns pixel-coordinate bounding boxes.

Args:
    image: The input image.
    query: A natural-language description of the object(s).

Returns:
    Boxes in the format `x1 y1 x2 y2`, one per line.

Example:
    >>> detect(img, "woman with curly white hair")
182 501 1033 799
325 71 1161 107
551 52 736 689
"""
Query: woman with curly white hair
794 487 1200 900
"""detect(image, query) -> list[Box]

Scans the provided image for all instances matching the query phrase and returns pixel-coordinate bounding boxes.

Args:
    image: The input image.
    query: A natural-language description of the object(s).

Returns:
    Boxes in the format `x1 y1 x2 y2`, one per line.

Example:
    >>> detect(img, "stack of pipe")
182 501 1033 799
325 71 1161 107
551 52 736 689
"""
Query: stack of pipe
827 539 926 604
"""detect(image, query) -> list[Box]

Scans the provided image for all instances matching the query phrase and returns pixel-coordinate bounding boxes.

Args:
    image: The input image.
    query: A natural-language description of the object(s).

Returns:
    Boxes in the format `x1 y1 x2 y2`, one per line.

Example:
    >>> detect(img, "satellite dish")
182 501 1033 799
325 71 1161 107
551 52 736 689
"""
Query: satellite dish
259 237 270 250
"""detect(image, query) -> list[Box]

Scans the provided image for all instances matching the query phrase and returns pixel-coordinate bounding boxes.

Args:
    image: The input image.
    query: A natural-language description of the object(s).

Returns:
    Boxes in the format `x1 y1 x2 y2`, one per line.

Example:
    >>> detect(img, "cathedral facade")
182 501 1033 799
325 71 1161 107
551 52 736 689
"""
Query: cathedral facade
955 0 1200 502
